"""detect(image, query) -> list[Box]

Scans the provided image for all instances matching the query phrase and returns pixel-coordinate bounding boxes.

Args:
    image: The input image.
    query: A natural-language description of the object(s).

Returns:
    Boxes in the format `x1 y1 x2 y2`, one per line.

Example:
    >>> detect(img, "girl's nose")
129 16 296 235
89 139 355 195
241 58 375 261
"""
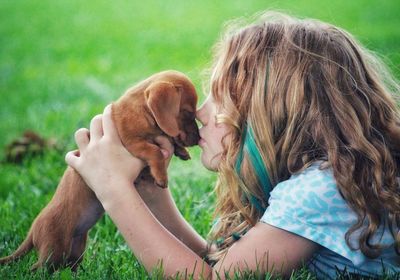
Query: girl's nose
195 106 205 126
196 95 212 126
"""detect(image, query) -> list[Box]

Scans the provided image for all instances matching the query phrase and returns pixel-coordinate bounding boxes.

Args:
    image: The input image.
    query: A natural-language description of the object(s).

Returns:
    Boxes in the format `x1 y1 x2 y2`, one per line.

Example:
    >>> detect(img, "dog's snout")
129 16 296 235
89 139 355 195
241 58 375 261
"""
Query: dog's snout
187 127 200 146
188 124 200 146
181 121 200 147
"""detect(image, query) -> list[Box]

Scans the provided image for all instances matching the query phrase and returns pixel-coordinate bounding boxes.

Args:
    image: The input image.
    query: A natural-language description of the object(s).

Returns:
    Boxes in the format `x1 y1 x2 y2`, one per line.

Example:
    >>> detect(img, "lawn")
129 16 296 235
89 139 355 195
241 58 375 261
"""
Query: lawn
0 0 399 279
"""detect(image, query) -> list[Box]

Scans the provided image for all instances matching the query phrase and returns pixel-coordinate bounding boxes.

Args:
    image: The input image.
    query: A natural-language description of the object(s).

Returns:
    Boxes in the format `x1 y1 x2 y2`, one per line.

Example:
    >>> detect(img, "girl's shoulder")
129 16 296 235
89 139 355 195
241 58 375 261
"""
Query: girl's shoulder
268 161 339 209
262 161 353 231
261 161 398 272
261 161 358 260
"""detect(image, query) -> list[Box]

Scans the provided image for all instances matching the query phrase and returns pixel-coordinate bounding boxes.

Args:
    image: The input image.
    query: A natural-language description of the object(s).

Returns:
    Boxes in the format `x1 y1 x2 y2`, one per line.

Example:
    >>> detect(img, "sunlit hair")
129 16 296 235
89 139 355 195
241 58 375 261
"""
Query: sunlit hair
205 11 400 262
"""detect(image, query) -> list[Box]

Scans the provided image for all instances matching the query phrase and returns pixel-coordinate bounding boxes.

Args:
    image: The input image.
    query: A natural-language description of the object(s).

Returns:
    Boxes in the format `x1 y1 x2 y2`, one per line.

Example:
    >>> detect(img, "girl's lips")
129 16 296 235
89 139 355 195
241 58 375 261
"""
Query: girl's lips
198 138 206 147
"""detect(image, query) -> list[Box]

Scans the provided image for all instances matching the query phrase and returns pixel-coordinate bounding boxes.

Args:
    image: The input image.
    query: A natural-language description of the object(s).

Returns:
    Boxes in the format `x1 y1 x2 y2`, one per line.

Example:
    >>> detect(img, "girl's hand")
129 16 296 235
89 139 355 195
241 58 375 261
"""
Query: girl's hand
154 135 174 168
65 104 145 203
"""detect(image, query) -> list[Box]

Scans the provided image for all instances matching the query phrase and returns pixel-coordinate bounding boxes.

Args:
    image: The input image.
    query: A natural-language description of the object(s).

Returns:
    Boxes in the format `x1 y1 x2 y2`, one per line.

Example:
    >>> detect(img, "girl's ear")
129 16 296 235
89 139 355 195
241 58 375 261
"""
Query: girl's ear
145 81 181 137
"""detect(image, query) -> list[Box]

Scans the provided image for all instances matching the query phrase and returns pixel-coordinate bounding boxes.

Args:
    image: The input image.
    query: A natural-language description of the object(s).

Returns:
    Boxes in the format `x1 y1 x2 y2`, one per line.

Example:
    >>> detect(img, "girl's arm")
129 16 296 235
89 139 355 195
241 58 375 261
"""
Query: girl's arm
135 178 212 258
65 105 319 278
133 135 212 258
91 178 319 278
101 181 318 279
102 179 213 278
69 105 210 258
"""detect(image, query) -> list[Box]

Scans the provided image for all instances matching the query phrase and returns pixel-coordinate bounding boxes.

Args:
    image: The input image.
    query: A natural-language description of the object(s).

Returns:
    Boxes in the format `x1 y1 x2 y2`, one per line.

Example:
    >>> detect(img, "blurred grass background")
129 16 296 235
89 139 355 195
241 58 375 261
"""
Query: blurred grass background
0 0 399 279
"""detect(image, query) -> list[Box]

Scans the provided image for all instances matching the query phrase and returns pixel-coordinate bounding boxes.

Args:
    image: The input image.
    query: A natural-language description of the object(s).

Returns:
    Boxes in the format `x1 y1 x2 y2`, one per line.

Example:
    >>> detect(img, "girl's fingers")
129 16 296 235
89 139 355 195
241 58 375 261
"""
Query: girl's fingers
154 136 174 157
90 114 104 141
102 104 121 142
74 128 90 150
65 150 79 168
160 149 169 159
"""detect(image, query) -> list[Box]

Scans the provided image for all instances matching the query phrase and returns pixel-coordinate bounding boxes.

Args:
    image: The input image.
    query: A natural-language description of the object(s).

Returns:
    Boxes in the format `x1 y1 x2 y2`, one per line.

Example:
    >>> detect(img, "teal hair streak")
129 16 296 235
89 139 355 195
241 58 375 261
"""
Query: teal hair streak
234 124 272 213
214 60 271 243
212 127 269 252
235 59 272 213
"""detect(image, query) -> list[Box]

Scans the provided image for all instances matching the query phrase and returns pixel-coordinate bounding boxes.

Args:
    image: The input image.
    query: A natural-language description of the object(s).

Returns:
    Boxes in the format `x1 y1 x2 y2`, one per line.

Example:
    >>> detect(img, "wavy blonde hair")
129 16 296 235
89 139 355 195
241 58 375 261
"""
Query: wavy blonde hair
206 11 400 262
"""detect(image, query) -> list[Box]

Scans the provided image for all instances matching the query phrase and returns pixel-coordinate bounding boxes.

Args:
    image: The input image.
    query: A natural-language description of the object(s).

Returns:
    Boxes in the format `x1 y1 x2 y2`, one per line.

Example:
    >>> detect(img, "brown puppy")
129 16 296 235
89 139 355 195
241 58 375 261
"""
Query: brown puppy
0 70 200 271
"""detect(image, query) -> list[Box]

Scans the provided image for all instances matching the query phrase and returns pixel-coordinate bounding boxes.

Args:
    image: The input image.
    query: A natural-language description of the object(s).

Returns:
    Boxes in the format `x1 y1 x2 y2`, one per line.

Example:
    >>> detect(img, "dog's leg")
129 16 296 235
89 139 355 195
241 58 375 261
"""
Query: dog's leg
125 140 167 188
30 241 69 271
68 233 88 271
30 244 52 271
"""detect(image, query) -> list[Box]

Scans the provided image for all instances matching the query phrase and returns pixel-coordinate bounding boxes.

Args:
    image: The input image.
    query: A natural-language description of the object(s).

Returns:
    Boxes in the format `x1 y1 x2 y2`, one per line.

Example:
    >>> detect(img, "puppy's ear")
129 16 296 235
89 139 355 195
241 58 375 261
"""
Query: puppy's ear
145 81 181 137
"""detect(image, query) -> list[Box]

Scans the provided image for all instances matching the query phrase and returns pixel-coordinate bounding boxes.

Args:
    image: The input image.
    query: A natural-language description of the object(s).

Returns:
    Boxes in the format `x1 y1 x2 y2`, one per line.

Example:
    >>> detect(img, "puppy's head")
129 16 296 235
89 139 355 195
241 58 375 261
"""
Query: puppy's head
145 73 200 147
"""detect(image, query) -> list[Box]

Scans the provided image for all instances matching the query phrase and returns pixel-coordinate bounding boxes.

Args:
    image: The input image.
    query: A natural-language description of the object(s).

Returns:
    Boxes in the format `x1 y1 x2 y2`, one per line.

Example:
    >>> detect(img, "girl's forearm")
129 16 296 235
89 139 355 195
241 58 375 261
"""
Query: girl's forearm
142 187 211 258
101 181 212 278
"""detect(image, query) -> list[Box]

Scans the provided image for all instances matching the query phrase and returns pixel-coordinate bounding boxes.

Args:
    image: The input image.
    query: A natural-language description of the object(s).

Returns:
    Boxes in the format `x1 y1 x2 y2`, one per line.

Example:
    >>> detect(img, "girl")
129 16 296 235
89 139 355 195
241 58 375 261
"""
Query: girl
65 11 400 279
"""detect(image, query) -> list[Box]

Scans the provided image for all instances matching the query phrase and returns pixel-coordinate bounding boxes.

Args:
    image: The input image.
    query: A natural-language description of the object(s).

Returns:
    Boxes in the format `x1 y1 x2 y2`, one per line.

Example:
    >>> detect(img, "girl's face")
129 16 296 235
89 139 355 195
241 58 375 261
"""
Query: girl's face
196 95 230 171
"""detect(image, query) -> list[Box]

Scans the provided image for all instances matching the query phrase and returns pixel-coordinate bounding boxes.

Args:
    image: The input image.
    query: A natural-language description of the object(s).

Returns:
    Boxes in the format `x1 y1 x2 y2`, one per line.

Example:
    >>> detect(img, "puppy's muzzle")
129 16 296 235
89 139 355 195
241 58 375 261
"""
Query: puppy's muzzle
178 124 200 147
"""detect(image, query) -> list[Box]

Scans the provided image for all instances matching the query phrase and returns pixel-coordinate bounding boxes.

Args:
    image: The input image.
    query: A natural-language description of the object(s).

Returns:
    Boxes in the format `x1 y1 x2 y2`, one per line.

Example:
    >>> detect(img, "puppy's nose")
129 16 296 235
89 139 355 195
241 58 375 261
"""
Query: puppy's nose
184 124 200 147
192 127 200 145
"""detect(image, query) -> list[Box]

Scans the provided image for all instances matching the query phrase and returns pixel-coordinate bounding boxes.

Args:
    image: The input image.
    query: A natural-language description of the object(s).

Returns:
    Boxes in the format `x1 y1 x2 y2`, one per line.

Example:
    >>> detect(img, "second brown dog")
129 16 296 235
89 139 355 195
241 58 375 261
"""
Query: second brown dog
0 70 200 271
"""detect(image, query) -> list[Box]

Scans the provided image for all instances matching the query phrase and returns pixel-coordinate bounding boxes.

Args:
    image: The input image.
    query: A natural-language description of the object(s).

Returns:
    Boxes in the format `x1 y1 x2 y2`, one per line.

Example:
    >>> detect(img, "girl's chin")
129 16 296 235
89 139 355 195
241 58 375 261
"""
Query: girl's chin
200 152 220 172
198 138 206 147
200 153 212 171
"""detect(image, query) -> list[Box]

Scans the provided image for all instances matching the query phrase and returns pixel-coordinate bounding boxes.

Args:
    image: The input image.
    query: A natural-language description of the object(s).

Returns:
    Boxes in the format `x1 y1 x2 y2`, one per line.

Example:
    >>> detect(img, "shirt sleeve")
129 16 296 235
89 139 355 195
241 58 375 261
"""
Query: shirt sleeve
260 163 367 266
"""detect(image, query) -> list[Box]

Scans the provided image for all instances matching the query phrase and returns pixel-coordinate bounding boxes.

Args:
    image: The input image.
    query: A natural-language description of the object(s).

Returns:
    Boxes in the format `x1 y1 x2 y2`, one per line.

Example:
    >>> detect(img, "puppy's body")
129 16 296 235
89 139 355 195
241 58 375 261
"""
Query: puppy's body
1 168 103 270
0 70 199 270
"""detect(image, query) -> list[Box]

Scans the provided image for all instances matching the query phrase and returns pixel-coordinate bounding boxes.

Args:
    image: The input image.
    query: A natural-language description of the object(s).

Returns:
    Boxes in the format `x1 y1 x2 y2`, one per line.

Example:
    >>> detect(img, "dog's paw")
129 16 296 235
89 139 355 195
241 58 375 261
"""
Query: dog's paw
174 148 191 161
155 179 168 189
177 153 191 161
30 261 42 271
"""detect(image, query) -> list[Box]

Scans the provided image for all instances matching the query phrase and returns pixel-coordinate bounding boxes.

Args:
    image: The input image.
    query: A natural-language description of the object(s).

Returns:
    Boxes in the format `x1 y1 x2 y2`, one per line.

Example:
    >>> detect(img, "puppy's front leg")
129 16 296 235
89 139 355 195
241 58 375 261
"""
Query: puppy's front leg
125 140 168 188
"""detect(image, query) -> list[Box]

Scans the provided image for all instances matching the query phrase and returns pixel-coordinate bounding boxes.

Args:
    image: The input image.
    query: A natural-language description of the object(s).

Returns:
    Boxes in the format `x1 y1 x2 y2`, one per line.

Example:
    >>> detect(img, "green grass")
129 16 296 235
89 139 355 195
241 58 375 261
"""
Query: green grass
0 0 399 279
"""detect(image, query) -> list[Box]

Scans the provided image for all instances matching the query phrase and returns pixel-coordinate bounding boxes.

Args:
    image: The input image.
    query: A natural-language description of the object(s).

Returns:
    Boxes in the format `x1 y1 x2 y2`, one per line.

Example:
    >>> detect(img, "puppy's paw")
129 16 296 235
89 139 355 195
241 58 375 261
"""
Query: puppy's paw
174 147 191 161
30 261 42 271
155 178 168 189
177 153 190 161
